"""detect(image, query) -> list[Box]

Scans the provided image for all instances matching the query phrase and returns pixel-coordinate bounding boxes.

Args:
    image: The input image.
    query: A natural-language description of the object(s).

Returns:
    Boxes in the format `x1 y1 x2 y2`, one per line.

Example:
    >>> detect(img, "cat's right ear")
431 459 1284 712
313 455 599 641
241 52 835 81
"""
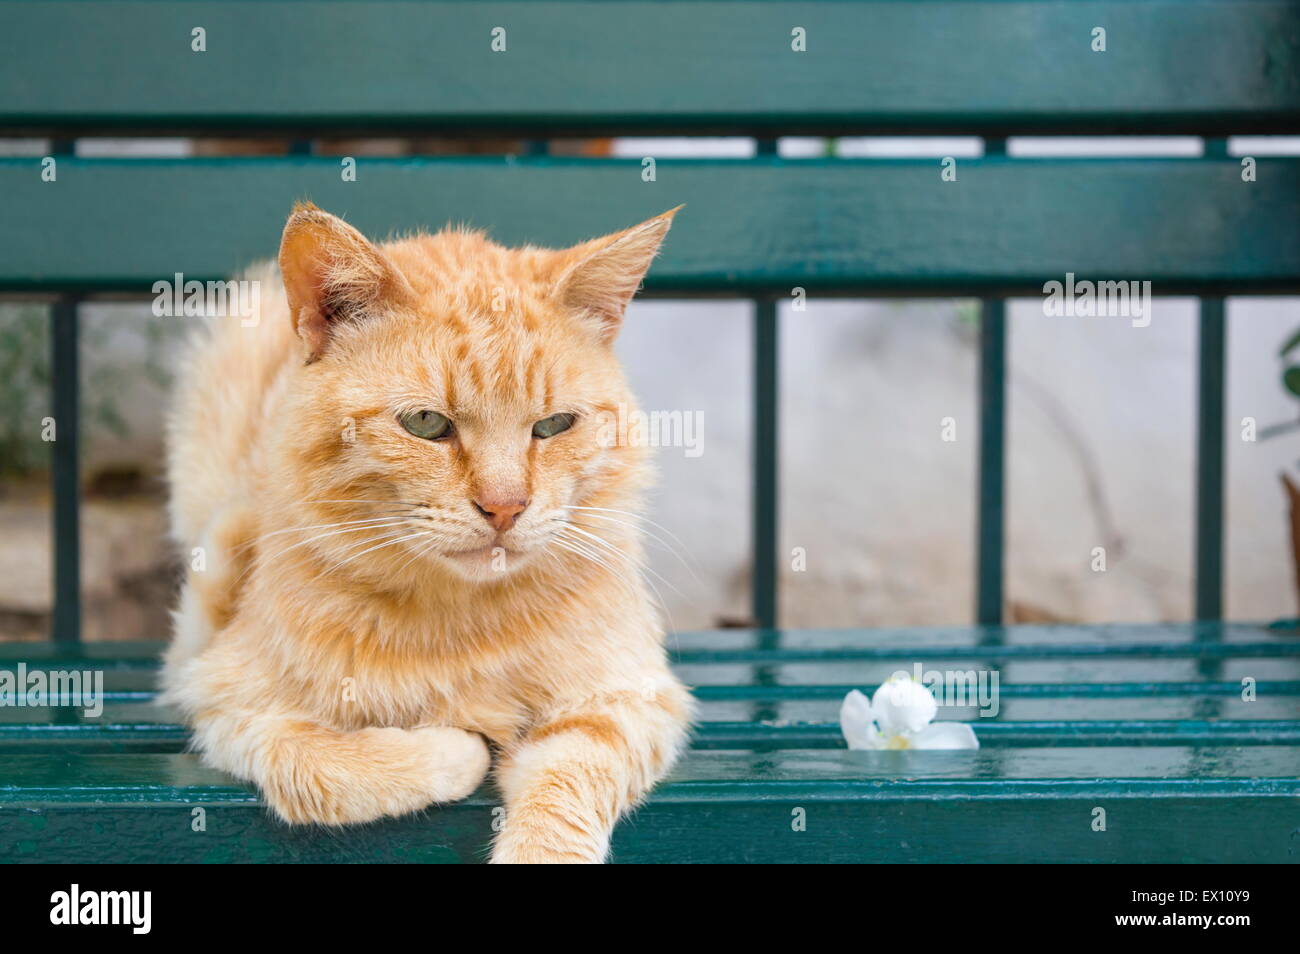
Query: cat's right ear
279 202 414 363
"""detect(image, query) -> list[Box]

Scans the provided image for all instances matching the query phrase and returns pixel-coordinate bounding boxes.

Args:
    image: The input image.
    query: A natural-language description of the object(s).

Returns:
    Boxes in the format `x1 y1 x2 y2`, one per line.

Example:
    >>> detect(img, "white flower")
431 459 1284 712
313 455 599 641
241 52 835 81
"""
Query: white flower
840 676 979 750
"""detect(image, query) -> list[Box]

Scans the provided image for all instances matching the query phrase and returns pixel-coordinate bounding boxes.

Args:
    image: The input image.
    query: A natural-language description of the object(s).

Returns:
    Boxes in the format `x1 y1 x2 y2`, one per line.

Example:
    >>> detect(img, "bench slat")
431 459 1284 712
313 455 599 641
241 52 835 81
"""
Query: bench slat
2 750 1296 862
2 157 1297 295
9 679 1296 702
2 1 1296 136
1 719 1296 753
697 698 1300 722
10 688 1300 724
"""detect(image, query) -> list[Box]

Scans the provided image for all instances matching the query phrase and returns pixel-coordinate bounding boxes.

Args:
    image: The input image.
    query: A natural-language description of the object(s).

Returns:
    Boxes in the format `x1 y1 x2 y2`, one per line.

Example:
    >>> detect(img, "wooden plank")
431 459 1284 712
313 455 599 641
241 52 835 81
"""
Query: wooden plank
693 680 1300 699
675 661 1300 703
2 719 1296 752
1 751 1296 862
48 300 81 642
6 700 1300 729
13 680 1294 703
1 1 1296 136
751 296 779 627
692 720 1300 748
9 688 1300 723
1196 298 1227 619
4 748 1294 796
1 157 1298 295
976 298 1007 622
694 697 1300 723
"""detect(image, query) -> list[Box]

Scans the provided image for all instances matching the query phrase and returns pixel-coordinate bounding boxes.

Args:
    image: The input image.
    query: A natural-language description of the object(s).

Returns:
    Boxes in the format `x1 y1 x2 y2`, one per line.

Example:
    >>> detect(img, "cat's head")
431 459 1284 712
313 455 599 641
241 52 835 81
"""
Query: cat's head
271 202 677 584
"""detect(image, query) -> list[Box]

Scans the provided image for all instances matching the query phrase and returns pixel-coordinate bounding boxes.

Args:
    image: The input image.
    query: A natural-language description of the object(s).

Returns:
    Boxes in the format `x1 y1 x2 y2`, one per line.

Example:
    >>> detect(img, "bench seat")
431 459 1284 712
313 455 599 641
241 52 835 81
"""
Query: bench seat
2 622 1297 863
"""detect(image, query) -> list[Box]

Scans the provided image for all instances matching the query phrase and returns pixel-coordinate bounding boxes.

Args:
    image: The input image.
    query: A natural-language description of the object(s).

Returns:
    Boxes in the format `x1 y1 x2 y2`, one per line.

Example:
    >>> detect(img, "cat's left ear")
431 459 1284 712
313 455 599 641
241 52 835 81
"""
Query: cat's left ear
554 206 681 343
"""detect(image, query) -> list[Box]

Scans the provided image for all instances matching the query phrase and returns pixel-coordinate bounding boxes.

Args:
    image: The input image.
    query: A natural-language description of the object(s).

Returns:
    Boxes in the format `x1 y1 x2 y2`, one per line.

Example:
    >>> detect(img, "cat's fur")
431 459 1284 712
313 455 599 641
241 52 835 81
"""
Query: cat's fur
161 203 692 863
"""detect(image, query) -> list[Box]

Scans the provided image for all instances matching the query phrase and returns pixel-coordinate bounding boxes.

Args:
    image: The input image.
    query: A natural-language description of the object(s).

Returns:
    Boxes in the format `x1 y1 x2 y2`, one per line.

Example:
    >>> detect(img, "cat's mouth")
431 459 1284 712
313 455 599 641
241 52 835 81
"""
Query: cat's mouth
442 544 503 559
440 540 532 563
434 539 541 579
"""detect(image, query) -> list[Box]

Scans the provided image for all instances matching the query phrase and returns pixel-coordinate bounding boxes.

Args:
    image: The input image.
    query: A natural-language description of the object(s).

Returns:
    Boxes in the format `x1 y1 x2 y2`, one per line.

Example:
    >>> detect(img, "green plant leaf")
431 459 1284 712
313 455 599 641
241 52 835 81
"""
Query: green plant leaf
1280 326 1300 358
1283 366 1300 399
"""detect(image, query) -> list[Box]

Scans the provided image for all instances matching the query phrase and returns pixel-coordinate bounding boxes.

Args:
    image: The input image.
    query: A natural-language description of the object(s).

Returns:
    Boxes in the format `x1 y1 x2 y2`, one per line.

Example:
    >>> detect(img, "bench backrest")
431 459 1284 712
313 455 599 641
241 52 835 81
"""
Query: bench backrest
2 0 1297 638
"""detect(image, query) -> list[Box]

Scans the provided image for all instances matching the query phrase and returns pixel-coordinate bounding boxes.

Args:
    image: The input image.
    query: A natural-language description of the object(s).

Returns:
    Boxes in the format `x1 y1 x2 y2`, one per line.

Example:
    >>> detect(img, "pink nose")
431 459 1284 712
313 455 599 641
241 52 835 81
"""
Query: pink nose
474 497 528 532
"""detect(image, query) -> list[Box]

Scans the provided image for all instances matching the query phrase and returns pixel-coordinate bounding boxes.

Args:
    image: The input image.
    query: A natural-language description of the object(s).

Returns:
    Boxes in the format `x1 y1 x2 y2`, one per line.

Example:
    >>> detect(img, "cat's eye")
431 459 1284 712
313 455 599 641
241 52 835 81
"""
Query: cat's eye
399 410 453 441
532 413 575 439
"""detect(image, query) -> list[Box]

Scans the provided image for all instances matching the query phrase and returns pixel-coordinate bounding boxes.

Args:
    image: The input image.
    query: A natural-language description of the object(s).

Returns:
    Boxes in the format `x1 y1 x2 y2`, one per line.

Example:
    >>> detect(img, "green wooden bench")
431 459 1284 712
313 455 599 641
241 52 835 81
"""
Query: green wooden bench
2 624 1300 862
1 0 1298 863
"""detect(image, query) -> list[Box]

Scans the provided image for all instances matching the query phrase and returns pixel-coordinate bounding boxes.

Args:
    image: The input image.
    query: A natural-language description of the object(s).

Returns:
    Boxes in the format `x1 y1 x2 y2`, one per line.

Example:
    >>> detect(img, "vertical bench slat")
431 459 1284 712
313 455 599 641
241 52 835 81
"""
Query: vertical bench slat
1194 138 1231 622
49 297 81 642
751 297 779 629
976 138 1009 626
976 139 1008 626
750 138 780 629
1195 297 1226 621
977 298 1007 625
47 139 81 643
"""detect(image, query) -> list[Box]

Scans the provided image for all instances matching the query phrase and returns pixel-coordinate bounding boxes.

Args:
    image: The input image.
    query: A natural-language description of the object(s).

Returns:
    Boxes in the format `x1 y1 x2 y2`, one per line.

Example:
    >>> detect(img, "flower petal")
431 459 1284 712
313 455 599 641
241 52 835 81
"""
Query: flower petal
909 721 980 750
839 690 882 749
871 674 937 736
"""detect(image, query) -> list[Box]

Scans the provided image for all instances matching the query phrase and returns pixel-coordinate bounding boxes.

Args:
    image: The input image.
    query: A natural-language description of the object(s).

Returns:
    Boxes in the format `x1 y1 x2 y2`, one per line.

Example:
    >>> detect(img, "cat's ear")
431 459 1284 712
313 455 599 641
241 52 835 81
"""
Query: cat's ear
554 206 681 343
279 202 414 362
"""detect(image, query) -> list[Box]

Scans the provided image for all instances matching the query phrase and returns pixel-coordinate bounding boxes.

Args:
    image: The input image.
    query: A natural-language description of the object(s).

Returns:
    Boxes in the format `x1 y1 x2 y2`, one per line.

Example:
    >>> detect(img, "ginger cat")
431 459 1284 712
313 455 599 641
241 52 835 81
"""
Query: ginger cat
161 202 693 863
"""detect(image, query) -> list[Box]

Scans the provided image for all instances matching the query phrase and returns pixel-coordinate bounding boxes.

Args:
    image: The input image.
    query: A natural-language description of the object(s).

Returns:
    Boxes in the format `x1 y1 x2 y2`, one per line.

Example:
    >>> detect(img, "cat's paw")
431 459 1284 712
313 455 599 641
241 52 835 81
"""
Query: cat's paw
490 838 605 864
261 724 491 826
490 813 608 864
409 725 493 802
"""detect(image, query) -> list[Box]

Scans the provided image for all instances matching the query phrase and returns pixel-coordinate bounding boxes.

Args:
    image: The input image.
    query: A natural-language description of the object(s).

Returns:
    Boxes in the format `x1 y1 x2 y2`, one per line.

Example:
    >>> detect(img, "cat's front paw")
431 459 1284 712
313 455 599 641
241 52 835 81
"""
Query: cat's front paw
490 839 606 864
260 724 491 826
490 813 608 864
411 725 493 802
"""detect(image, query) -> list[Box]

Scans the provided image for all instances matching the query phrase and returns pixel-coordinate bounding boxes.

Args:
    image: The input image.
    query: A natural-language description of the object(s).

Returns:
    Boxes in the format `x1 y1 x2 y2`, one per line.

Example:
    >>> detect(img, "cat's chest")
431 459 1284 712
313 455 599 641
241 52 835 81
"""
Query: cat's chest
312 640 534 745
287 593 581 744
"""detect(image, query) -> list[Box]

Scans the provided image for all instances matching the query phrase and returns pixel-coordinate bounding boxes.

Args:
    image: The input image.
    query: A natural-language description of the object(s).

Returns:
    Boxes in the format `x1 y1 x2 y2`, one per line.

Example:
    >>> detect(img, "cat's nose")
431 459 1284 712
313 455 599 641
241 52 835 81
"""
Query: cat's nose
474 496 528 532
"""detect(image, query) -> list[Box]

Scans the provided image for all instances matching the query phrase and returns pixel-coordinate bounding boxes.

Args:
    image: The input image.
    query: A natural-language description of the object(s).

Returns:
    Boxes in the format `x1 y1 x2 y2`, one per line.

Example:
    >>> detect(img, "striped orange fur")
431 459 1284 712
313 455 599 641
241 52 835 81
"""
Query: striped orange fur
162 204 693 863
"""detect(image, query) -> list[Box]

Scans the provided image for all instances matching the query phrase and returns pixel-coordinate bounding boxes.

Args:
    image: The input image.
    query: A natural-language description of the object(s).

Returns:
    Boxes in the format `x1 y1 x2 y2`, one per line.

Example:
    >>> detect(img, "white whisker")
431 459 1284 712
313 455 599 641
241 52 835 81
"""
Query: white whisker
391 533 450 576
264 520 412 560
555 526 679 632
563 524 686 601
561 506 693 555
566 515 699 582
551 537 628 583
237 520 415 586
243 515 420 549
321 529 435 576
302 498 426 507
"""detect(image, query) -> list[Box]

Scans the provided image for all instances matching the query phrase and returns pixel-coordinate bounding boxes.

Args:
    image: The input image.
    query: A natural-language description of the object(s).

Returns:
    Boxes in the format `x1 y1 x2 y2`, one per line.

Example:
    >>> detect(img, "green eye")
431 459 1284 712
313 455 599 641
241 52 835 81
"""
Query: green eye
399 410 452 440
532 412 575 439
